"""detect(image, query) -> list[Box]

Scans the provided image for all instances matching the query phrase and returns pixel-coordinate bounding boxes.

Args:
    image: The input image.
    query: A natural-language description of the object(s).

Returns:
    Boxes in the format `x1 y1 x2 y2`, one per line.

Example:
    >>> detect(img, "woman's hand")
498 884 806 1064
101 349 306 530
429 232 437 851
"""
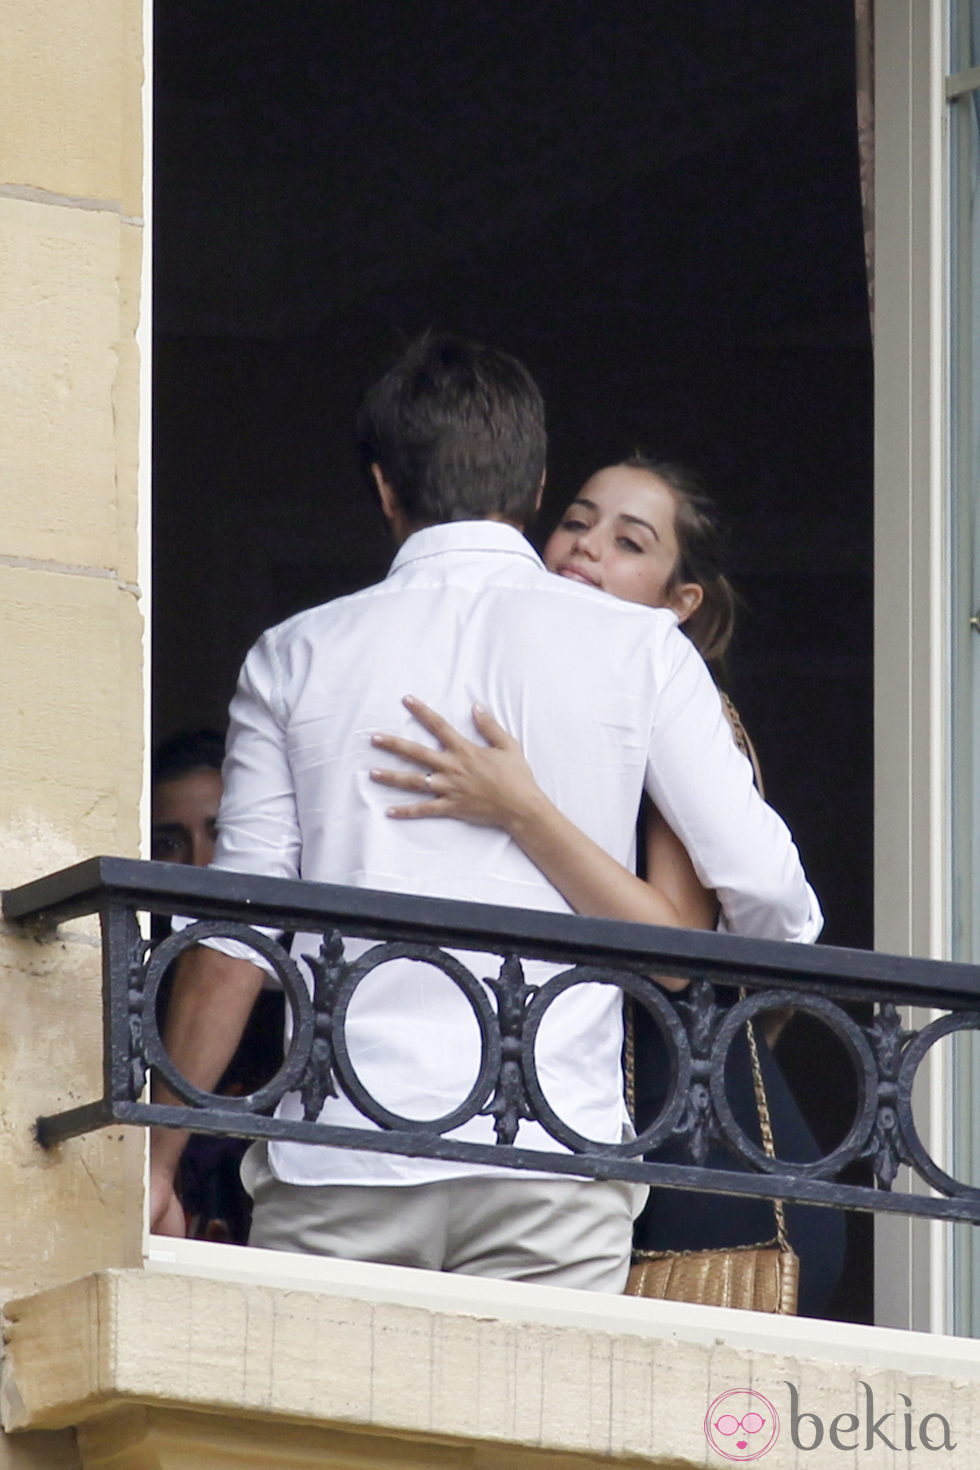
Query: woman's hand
372 697 688 957
370 696 544 831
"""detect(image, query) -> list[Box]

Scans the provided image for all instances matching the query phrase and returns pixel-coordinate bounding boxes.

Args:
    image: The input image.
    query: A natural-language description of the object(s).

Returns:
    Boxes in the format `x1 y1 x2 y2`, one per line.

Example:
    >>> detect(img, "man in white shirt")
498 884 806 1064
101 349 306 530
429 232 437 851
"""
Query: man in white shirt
150 333 820 1290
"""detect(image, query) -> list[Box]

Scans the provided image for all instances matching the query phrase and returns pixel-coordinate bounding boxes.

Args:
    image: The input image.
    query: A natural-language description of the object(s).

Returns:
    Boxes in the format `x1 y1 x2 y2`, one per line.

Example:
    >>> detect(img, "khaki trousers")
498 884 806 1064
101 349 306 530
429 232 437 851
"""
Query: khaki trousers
243 1143 644 1293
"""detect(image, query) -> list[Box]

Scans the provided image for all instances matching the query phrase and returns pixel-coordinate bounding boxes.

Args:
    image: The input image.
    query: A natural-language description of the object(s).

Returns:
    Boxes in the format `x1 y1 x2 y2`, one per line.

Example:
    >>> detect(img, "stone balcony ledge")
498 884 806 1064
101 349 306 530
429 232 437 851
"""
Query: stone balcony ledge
5 1246 980 1467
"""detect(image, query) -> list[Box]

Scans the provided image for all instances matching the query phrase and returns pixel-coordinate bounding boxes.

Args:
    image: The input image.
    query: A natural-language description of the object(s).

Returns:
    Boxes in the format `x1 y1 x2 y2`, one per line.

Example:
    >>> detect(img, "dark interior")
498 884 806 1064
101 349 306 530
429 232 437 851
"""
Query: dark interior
153 0 874 1318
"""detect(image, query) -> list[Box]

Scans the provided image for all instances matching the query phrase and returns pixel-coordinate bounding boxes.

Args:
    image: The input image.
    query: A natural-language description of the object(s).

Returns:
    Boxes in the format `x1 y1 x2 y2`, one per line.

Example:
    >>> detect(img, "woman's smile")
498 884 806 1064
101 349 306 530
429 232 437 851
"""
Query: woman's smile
554 561 602 589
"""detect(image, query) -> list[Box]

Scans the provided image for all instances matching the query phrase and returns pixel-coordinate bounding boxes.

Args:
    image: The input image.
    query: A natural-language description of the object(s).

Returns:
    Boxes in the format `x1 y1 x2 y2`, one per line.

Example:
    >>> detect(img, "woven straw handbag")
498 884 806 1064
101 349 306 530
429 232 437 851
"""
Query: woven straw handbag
623 995 799 1314
625 1236 799 1313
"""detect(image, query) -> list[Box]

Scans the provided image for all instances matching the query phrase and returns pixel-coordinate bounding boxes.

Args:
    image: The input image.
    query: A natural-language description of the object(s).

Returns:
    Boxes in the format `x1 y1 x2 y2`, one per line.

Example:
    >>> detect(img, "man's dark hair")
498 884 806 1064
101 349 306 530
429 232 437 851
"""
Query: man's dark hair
356 332 547 526
152 729 225 787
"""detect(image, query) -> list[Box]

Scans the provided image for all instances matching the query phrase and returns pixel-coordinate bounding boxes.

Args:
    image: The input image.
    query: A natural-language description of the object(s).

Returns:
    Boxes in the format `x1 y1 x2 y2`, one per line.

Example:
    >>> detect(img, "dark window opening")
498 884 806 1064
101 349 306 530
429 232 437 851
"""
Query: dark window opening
153 0 873 1319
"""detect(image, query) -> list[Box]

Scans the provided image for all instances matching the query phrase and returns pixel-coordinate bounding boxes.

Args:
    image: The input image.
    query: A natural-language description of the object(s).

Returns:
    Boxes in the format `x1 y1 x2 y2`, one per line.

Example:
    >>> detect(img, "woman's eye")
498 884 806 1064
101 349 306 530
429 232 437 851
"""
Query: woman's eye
560 517 589 532
617 536 643 553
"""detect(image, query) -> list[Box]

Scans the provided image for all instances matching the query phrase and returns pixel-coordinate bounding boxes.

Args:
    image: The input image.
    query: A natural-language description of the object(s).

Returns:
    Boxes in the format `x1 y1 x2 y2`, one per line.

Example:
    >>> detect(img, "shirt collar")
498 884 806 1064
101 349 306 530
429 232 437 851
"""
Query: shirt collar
387 520 545 576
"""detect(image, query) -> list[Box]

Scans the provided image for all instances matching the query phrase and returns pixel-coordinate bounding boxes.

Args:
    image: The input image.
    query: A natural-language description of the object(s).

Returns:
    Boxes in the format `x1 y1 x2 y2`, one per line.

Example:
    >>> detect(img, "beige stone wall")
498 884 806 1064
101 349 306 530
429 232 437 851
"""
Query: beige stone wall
0 2 147 1465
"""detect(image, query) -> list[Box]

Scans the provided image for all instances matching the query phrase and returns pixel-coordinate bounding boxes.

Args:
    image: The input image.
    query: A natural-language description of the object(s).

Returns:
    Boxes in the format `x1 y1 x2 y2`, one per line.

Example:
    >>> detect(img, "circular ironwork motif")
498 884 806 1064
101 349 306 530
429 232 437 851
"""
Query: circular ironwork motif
521 966 691 1155
142 920 313 1113
329 941 501 1133
710 989 878 1177
896 1010 980 1200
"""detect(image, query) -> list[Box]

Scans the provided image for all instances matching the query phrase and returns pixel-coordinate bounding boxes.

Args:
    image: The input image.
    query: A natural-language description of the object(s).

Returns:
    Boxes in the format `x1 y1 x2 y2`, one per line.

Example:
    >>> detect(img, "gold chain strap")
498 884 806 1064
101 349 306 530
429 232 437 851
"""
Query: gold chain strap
722 693 765 797
740 987 790 1250
624 995 637 1124
625 695 789 1250
624 994 789 1251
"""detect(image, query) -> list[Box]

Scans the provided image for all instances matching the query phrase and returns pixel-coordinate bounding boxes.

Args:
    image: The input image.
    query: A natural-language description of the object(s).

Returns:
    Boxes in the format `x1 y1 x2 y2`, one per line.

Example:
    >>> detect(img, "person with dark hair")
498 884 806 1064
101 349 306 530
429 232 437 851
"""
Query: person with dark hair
150 335 820 1292
151 729 225 869
369 455 844 1314
355 329 547 528
618 456 737 673
150 728 283 1244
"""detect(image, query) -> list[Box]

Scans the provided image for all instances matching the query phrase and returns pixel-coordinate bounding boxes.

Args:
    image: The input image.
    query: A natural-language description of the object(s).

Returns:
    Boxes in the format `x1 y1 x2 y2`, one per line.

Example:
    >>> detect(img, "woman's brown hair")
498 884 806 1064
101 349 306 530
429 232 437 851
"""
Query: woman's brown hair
621 455 736 675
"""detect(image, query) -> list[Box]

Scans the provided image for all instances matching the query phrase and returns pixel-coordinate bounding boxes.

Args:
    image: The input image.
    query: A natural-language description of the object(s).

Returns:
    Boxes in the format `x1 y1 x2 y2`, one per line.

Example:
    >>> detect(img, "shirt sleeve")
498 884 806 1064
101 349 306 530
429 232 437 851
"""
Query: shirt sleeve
212 629 302 884
172 629 302 972
644 630 823 944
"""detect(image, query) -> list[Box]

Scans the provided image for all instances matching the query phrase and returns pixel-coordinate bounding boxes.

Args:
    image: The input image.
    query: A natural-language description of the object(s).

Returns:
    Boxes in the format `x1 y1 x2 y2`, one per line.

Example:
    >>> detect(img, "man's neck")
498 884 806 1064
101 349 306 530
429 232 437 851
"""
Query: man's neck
392 513 525 547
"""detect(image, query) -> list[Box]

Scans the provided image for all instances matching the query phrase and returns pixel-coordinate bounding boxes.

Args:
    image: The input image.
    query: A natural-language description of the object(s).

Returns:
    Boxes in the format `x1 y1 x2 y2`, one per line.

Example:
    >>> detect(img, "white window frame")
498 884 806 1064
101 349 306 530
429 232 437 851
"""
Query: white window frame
874 0 952 1334
139 0 155 1249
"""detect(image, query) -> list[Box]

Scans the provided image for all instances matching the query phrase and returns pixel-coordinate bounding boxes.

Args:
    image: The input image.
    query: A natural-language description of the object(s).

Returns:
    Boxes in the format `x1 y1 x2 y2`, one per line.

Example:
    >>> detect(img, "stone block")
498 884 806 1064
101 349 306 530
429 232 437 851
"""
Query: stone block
0 923 144 1300
0 198 142 579
0 565 143 860
118 0 145 221
0 0 142 211
113 221 143 589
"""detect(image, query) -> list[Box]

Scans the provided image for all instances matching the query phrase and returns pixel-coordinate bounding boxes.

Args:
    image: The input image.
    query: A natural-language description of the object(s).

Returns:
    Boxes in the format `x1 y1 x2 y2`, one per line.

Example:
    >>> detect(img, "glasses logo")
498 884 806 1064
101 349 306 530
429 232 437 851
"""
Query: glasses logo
704 1389 780 1462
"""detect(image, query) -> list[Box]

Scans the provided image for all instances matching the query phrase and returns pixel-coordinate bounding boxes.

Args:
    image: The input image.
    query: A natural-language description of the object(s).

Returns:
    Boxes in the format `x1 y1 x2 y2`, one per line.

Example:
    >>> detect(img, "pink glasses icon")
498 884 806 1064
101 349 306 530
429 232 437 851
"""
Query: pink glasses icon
714 1412 767 1449
704 1389 780 1461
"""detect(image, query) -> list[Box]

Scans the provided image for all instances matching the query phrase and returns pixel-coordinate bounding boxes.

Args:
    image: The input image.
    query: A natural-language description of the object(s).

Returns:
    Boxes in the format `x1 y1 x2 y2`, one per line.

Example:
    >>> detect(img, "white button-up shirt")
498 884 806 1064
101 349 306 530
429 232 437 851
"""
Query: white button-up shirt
209 520 821 1186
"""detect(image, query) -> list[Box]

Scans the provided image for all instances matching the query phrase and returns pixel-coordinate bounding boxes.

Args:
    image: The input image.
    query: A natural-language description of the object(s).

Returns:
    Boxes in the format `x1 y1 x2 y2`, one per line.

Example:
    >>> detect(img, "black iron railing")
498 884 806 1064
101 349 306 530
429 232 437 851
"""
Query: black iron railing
5 856 980 1222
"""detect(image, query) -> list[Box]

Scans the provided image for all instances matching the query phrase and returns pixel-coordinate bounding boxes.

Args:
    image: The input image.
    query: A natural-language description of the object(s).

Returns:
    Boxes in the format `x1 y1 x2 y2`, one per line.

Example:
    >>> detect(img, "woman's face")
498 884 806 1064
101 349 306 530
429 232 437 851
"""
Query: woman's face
543 465 703 619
